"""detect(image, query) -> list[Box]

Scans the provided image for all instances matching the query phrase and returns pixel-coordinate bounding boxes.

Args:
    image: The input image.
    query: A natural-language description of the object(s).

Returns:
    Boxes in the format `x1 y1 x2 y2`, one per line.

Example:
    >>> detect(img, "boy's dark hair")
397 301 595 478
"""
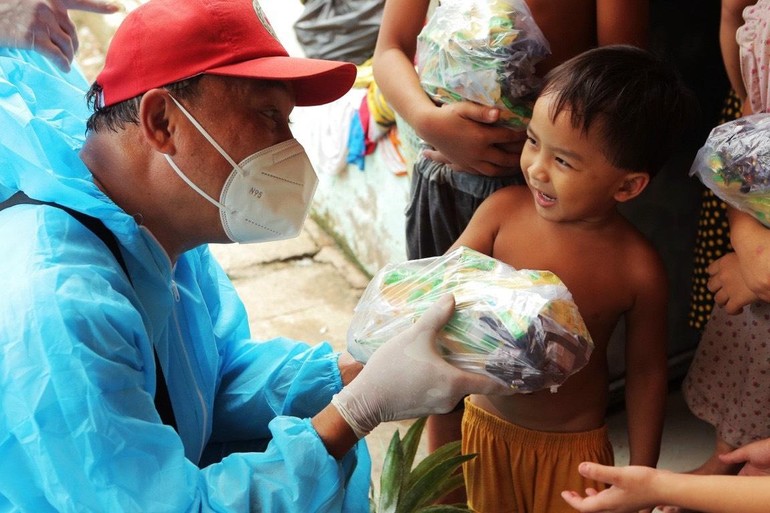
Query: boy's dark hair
85 75 204 134
541 45 697 177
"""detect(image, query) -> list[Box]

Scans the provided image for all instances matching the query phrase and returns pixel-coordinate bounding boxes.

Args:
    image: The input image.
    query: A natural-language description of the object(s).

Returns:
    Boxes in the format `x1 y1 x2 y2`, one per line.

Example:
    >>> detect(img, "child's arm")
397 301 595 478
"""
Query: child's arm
450 188 509 253
422 189 509 504
708 206 770 315
622 251 668 469
707 251 759 315
561 461 770 513
713 206 770 305
596 0 649 48
372 0 525 177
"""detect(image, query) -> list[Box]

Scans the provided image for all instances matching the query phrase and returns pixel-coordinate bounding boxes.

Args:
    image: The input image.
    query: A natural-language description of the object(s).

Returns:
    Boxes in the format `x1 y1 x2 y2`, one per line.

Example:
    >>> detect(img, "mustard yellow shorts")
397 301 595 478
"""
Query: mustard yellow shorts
462 399 614 513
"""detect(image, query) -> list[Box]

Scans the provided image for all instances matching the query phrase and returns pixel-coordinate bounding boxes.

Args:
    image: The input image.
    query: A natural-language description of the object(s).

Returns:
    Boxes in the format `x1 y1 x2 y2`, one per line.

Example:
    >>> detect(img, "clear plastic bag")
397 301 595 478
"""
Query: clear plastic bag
347 247 593 393
690 113 770 227
416 0 551 130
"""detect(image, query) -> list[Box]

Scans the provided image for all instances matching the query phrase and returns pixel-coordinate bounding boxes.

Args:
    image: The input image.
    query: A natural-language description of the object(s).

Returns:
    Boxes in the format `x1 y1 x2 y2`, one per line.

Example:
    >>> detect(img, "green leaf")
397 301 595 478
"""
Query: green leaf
372 421 475 513
416 506 473 512
417 472 467 507
399 448 477 512
401 417 427 474
378 428 406 513
405 441 467 489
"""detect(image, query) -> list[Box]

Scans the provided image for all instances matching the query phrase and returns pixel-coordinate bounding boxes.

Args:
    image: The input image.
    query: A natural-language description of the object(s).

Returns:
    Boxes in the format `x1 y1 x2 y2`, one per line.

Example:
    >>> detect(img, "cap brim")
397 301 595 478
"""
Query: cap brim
206 56 357 106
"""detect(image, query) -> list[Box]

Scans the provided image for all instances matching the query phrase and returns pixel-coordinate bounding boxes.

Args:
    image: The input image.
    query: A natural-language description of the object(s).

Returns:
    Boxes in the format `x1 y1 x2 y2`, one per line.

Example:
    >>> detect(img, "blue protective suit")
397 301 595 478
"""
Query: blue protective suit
0 49 371 512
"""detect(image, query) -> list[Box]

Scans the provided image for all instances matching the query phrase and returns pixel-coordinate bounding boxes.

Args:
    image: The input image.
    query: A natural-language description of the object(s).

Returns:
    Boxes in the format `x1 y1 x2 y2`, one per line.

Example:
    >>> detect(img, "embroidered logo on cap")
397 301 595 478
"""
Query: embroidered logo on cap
252 1 278 39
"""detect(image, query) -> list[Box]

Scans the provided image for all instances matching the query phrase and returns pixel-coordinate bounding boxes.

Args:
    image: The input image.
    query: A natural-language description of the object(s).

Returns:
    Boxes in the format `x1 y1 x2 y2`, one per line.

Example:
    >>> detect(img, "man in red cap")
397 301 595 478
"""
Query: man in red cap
0 0 512 511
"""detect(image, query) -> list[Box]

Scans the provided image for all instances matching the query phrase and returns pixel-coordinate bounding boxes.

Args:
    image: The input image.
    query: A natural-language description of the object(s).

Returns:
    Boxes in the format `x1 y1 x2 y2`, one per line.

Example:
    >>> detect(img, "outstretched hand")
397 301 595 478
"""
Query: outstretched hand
720 438 770 477
0 0 120 71
561 462 664 513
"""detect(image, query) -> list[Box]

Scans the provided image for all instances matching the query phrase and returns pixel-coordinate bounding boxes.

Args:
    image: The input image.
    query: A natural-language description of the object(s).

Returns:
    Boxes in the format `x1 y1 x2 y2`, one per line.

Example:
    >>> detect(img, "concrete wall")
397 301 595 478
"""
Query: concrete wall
311 148 411 274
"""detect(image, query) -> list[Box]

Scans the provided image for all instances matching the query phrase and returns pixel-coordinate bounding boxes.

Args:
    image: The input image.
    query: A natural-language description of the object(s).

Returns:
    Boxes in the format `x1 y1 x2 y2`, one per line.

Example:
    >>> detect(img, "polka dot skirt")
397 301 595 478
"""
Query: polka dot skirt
683 302 770 447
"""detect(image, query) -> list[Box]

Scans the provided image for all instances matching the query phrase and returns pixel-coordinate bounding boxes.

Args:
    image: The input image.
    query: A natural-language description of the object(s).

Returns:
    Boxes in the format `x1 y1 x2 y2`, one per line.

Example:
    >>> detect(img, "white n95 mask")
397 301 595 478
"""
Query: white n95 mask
164 95 318 244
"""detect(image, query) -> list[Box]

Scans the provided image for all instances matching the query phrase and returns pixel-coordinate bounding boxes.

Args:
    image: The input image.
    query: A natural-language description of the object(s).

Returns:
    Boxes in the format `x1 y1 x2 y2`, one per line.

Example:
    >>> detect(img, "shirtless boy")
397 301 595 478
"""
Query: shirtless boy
449 46 695 512
374 9 650 499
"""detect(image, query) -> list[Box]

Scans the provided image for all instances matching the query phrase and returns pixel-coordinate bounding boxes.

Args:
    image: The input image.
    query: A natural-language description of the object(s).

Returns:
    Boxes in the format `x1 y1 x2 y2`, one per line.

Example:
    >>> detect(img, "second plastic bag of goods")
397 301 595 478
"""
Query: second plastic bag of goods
347 247 593 393
690 113 770 227
416 0 551 130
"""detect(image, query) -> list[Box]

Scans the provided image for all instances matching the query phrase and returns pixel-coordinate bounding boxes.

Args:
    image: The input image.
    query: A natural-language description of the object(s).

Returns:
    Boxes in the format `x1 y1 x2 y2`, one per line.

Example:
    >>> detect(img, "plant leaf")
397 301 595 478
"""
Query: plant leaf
418 471 467 507
402 454 476 511
378 427 406 513
398 448 477 513
401 417 427 474
416 505 473 512
405 441 468 489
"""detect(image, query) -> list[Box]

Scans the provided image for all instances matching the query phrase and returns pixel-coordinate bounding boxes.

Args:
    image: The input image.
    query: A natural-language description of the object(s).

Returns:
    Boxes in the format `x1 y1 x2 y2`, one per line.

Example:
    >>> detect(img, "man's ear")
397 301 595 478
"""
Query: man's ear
138 89 175 154
613 172 650 203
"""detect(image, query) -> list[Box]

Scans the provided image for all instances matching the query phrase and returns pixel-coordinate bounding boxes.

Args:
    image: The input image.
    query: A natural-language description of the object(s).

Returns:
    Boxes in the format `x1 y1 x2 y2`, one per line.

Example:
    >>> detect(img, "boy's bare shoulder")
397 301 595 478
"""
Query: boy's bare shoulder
615 219 667 287
487 183 531 204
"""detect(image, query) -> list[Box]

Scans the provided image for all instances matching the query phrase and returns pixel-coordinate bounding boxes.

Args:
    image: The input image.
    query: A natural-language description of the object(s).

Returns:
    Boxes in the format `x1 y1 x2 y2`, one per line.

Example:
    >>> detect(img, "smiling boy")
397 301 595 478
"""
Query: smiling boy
448 45 696 513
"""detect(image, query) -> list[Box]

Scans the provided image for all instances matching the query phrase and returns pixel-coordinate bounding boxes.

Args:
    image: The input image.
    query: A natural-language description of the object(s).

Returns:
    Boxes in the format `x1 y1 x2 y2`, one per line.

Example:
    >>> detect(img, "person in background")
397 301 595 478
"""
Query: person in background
0 0 119 71
373 3 649 499
674 4 770 510
446 45 695 513
0 0 515 511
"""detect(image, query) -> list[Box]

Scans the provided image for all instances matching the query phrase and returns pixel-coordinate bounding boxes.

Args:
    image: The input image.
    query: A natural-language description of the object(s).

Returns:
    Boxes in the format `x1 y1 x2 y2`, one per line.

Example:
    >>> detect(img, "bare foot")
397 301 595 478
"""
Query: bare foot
687 439 743 476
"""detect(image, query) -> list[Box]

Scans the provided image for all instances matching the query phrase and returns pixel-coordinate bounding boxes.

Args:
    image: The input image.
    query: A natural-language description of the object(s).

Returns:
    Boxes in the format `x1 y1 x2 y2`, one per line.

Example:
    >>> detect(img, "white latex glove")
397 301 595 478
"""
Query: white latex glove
332 294 513 438
0 0 120 71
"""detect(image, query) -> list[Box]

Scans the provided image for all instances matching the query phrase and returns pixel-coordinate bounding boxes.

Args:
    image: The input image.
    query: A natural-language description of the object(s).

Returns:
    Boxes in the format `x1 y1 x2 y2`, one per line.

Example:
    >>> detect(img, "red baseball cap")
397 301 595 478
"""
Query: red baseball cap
95 0 356 108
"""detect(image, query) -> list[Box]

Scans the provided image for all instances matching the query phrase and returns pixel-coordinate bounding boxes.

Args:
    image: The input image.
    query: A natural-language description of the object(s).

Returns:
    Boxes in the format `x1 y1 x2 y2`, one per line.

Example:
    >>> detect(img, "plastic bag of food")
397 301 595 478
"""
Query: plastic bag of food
416 0 551 130
690 113 770 227
347 247 593 393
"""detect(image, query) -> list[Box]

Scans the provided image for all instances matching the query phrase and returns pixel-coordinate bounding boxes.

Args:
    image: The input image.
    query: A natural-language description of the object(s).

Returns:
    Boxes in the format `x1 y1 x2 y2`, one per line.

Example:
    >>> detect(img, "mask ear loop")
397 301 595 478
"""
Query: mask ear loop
167 94 243 172
164 154 226 211
164 94 244 213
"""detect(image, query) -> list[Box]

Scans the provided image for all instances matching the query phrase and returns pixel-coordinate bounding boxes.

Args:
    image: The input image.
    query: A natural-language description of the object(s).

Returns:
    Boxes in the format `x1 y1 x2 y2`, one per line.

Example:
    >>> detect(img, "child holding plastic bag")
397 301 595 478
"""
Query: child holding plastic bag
355 46 695 512
451 46 695 513
373 0 649 259
674 0 770 500
373 3 648 503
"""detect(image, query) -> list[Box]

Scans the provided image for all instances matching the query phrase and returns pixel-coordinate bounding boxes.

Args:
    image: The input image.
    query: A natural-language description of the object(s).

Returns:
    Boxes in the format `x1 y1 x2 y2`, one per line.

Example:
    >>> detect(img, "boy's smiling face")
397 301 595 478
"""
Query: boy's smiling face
519 93 642 226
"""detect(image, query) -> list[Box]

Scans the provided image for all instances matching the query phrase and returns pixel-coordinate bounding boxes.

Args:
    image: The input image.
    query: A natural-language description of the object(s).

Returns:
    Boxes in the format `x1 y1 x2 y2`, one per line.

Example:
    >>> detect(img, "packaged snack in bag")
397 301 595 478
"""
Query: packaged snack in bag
689 113 770 227
416 0 551 130
347 247 593 393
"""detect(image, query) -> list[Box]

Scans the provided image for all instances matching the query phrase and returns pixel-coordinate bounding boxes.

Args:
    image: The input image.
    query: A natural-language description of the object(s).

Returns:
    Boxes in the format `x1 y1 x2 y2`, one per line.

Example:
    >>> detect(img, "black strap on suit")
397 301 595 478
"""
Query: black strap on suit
0 191 178 431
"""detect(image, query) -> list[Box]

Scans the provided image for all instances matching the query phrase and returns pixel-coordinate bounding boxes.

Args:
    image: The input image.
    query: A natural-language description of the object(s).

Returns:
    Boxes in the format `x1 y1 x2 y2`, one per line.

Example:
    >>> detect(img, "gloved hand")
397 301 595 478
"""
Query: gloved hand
332 294 513 438
0 0 120 71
